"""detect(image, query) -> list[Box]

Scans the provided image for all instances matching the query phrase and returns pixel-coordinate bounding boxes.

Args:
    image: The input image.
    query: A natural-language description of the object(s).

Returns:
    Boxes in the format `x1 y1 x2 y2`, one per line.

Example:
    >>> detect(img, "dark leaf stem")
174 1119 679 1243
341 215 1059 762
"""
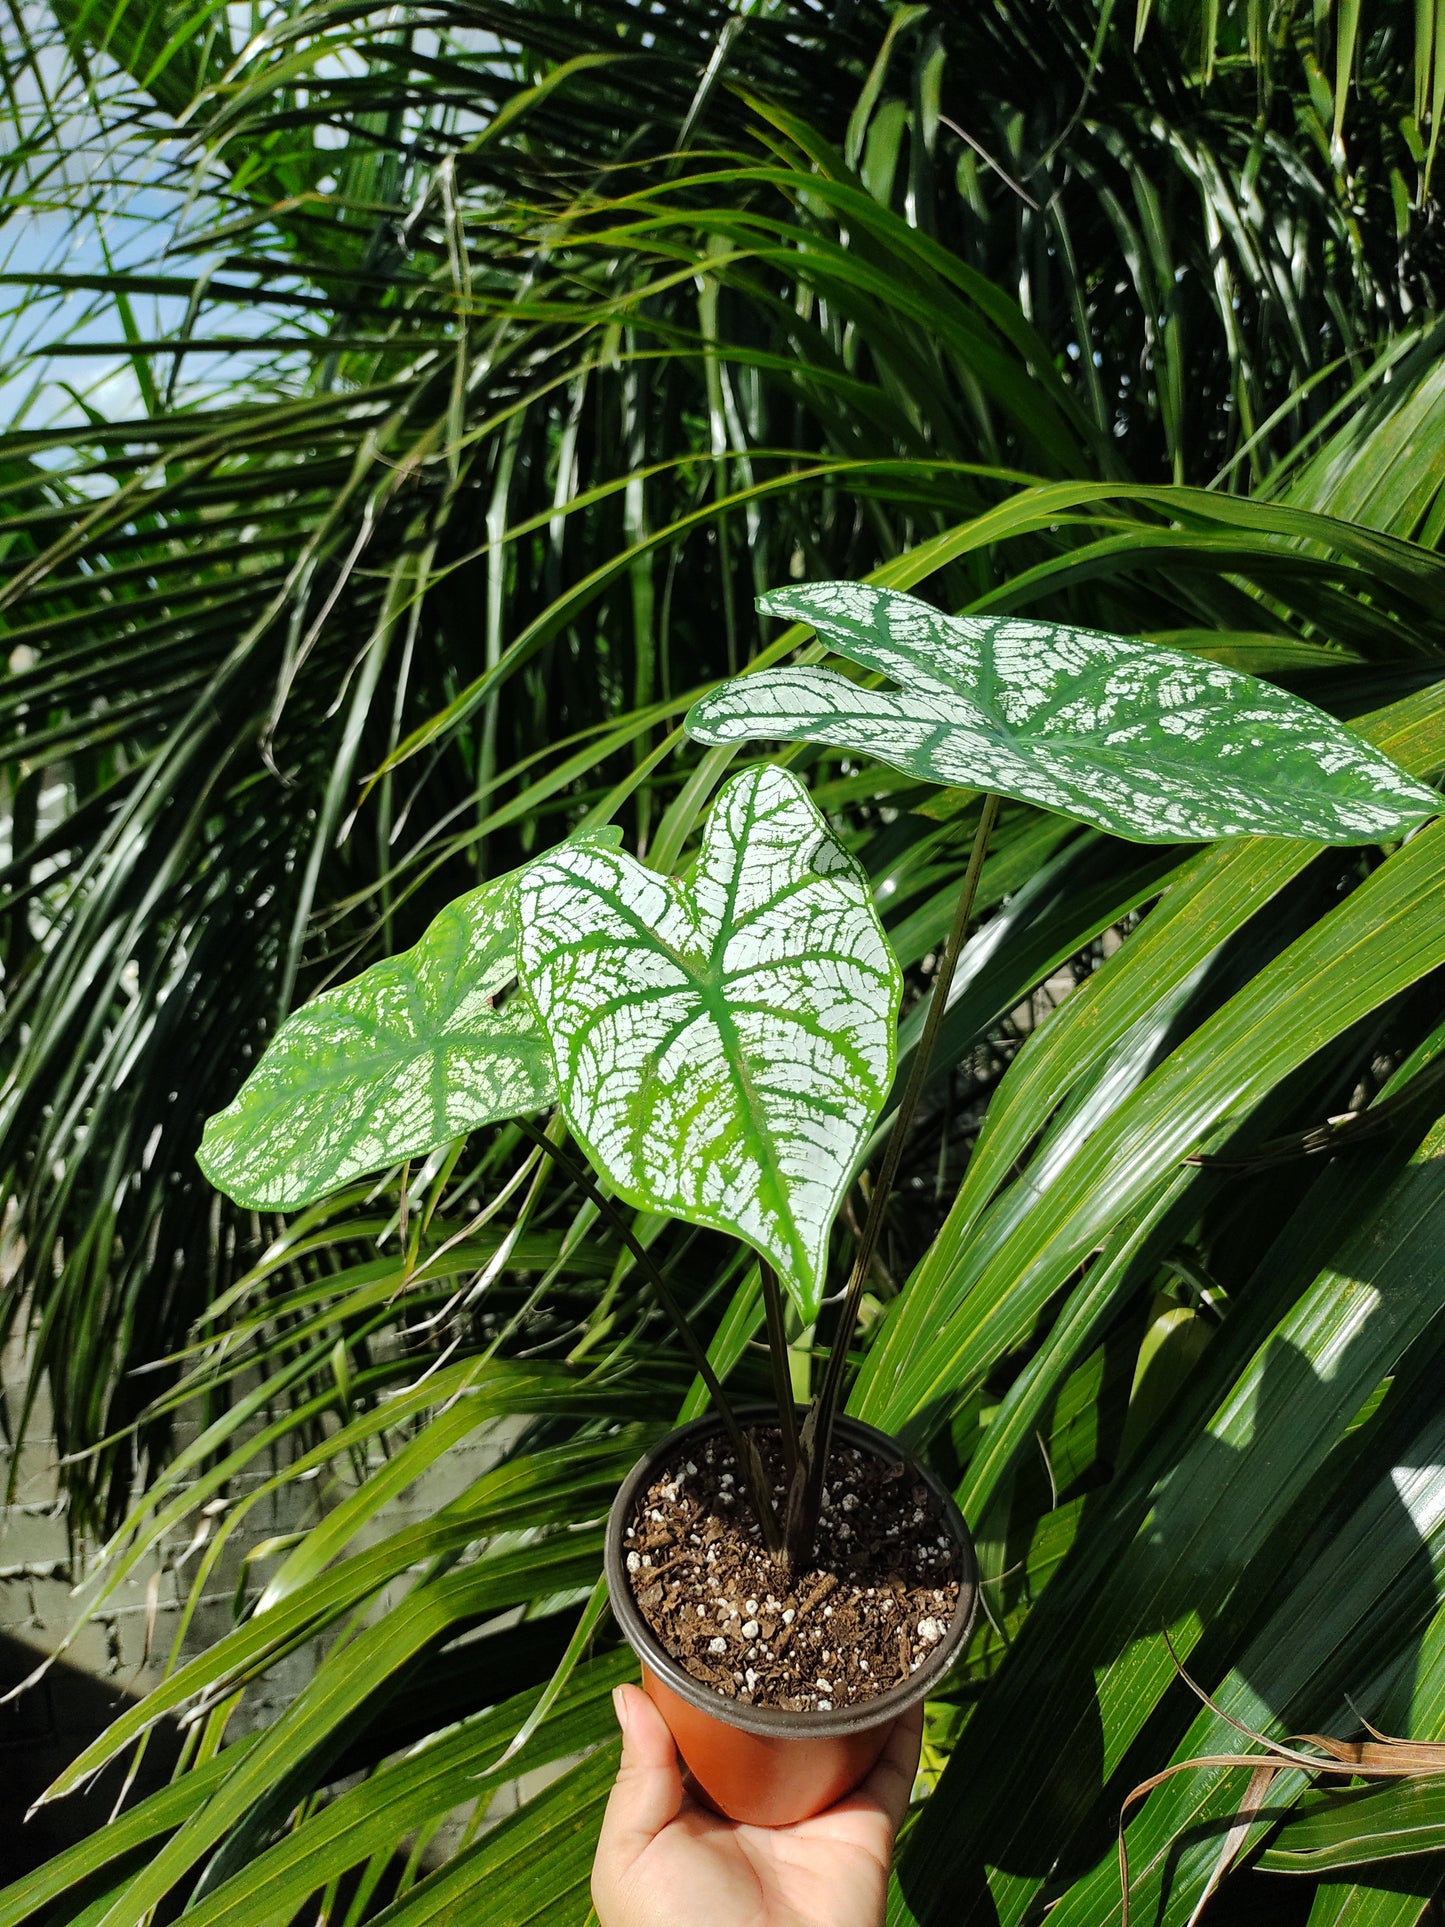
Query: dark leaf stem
795 792 1002 1564
759 1260 800 1485
510 1115 785 1555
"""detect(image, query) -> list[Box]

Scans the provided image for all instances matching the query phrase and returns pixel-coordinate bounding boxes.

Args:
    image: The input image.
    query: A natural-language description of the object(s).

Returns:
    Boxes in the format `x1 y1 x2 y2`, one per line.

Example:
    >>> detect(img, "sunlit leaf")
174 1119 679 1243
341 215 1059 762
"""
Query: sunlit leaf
198 832 621 1209
686 582 1440 842
1261 1777 1445 1876
517 765 900 1319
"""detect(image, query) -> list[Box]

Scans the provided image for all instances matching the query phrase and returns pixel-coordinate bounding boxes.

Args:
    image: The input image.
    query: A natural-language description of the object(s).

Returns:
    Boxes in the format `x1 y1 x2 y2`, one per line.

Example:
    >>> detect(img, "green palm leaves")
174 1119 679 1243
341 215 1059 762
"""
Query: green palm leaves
686 584 1440 843
519 765 900 1320
200 773 898 1318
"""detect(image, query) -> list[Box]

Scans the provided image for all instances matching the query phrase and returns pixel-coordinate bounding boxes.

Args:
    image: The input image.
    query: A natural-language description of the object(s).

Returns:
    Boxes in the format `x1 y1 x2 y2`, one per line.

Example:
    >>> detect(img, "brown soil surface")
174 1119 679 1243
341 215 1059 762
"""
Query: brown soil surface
622 1428 962 1712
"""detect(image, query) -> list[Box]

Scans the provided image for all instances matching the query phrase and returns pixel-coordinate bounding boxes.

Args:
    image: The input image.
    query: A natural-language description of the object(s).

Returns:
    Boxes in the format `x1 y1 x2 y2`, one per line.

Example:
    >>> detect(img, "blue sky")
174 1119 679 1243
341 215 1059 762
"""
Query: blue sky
0 24 309 435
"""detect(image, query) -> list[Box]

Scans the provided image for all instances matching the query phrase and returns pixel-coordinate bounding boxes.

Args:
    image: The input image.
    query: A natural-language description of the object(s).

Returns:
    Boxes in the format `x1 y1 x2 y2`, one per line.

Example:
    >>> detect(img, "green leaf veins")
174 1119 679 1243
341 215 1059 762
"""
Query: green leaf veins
686 582 1440 844
516 766 901 1321
198 833 621 1209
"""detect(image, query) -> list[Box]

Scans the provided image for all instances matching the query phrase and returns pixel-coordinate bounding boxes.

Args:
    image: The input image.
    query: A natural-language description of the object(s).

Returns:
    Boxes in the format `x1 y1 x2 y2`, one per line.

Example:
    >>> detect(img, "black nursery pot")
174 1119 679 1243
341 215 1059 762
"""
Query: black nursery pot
604 1409 979 1828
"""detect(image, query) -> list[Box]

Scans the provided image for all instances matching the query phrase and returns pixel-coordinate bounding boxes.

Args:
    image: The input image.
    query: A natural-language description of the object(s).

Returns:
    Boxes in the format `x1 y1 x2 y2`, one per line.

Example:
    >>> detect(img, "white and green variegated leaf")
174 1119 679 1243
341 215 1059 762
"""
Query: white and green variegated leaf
685 582 1440 844
198 832 622 1210
516 766 901 1321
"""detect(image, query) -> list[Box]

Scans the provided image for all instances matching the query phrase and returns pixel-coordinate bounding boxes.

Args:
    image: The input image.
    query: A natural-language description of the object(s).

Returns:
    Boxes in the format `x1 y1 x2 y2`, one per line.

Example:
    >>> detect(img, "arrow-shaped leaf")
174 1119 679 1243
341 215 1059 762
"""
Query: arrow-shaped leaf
198 833 621 1210
685 582 1439 844
516 766 900 1320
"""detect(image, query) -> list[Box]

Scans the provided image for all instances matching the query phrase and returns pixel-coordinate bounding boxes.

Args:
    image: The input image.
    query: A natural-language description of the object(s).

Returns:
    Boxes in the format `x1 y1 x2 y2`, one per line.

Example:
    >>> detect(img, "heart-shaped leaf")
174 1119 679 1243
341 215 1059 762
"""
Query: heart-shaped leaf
198 833 621 1210
516 766 901 1320
685 582 1439 843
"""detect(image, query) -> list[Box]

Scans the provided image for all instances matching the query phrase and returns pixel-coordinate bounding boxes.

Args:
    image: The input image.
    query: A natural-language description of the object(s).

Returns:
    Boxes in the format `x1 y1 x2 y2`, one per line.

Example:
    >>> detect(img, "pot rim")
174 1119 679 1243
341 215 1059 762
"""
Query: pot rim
604 1407 979 1740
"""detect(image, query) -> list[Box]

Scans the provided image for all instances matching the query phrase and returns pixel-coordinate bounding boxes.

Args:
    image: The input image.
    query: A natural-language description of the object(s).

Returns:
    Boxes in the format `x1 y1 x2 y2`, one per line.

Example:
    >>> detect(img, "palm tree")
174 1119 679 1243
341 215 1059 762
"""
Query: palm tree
2 2 1444 1922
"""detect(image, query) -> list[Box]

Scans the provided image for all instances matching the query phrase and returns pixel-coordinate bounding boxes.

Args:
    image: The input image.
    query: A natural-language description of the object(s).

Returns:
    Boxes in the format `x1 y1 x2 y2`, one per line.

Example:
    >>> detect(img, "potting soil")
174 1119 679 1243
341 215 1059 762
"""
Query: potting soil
622 1430 962 1712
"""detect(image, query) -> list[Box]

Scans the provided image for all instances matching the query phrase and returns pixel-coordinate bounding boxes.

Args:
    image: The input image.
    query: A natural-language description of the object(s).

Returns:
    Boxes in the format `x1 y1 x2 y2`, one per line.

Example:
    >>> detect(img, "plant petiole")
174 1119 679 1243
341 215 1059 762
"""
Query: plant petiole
794 792 1001 1567
511 1115 786 1557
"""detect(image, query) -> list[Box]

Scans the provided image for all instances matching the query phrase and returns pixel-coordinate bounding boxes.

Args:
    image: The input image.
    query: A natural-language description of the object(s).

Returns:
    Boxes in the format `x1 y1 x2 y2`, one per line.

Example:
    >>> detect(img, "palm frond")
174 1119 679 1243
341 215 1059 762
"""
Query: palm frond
1 5 1444 1921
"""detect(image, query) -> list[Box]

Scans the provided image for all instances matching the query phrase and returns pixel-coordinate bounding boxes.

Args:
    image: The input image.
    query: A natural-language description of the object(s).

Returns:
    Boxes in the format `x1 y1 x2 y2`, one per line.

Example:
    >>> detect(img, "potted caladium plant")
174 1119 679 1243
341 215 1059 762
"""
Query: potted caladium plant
198 581 1438 1830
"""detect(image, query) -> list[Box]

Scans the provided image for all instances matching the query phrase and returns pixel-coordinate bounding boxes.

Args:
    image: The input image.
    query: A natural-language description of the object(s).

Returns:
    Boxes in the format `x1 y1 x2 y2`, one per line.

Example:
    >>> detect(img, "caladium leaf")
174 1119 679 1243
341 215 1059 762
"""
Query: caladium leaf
685 582 1440 844
198 832 622 1210
516 766 901 1321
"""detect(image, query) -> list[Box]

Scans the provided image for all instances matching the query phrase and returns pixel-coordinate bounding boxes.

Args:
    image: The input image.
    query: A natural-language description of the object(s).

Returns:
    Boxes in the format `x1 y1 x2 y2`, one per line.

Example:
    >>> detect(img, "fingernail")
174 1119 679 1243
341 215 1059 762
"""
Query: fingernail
612 1684 631 1736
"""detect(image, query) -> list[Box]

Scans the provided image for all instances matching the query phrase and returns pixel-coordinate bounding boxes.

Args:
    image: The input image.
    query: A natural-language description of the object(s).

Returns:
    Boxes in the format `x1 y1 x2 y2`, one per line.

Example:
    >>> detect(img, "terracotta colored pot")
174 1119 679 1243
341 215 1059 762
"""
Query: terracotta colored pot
604 1410 978 1829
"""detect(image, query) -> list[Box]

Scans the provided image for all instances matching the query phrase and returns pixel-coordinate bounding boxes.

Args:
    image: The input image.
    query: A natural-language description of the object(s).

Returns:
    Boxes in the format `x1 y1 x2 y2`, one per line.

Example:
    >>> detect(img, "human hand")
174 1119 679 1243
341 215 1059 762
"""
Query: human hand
591 1683 922 1927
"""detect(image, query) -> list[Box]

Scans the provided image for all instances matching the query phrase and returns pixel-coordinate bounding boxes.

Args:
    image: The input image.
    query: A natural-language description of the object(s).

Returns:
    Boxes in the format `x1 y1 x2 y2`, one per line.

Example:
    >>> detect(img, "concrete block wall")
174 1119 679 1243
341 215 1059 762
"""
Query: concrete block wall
0 1316 525 1883
1 1314 177 1876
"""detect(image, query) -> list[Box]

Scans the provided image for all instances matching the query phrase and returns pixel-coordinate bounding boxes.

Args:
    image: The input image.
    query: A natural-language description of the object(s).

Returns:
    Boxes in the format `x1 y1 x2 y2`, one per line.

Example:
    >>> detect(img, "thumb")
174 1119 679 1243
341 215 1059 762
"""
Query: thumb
598 1683 685 1865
